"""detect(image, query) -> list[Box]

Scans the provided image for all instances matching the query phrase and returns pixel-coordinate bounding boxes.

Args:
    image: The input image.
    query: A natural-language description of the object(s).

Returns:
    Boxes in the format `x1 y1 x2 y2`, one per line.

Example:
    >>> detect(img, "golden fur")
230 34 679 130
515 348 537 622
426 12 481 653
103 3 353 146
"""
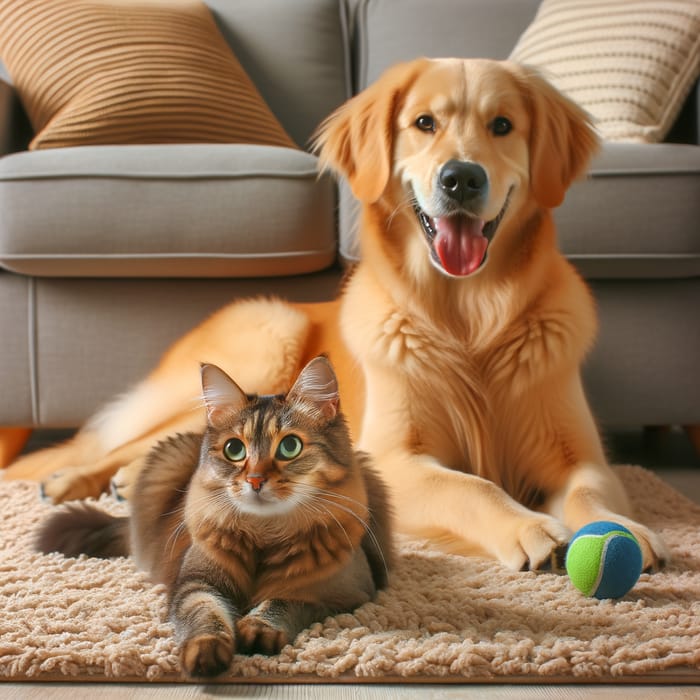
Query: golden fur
8 58 668 572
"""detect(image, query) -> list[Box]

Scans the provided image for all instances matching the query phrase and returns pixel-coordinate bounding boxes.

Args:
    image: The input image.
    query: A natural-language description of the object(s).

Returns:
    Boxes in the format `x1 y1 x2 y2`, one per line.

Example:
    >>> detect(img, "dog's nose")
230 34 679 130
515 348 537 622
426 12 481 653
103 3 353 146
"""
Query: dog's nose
439 160 488 203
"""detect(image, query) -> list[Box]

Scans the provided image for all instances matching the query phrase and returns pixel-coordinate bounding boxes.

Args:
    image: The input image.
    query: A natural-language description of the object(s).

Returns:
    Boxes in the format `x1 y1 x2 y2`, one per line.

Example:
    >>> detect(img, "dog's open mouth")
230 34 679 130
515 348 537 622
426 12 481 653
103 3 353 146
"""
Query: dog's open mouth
414 189 512 277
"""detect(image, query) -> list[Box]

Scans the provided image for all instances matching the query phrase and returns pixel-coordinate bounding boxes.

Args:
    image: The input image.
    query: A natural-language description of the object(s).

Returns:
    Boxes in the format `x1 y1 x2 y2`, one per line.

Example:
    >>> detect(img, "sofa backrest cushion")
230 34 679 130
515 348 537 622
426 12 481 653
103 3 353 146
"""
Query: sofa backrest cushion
352 0 539 89
205 0 351 148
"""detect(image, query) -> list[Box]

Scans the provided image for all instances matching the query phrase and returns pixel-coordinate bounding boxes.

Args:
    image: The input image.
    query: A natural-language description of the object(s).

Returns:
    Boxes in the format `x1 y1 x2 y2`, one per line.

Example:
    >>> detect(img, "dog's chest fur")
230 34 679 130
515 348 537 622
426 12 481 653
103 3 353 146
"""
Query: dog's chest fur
342 262 596 483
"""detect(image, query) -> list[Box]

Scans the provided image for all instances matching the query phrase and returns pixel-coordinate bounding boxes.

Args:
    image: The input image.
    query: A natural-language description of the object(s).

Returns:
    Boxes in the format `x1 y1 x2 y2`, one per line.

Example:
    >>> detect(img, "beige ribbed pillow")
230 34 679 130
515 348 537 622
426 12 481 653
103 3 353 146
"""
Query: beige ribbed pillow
0 0 296 150
510 0 700 142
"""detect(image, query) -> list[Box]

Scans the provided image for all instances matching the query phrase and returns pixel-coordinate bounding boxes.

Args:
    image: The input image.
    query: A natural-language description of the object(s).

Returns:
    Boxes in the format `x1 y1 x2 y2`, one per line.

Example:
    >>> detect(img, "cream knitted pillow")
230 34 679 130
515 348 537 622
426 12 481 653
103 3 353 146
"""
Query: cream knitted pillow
0 0 296 150
510 0 700 142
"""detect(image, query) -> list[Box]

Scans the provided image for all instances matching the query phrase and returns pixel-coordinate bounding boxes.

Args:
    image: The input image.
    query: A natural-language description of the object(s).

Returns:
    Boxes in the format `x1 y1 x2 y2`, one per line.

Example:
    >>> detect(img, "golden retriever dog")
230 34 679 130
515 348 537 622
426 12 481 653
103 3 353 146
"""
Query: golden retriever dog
6 58 668 572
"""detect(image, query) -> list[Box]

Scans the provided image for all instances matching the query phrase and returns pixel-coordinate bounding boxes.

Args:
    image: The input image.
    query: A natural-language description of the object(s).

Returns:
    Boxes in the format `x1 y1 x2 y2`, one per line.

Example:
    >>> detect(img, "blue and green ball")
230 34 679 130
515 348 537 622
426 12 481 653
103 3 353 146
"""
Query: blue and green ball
565 521 643 599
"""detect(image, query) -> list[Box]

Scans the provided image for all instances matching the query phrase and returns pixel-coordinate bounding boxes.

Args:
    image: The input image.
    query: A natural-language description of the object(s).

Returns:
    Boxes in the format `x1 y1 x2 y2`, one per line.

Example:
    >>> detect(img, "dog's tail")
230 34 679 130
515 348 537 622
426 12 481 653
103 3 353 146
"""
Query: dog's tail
36 503 130 559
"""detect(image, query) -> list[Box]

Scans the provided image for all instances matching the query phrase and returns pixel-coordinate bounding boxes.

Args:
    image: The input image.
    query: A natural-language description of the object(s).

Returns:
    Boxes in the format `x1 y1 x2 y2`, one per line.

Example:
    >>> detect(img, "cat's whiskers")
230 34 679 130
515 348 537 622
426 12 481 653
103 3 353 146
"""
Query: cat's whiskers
288 481 389 579
287 480 367 512
306 488 390 581
184 490 236 528
295 499 339 543
160 488 232 558
315 495 388 576
297 497 355 552
165 518 189 560
294 499 324 534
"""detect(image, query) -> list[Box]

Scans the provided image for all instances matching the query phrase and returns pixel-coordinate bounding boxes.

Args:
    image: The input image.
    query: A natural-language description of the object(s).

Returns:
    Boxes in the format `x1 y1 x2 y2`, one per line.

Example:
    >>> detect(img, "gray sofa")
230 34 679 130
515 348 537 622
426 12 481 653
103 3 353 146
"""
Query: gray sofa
0 0 698 441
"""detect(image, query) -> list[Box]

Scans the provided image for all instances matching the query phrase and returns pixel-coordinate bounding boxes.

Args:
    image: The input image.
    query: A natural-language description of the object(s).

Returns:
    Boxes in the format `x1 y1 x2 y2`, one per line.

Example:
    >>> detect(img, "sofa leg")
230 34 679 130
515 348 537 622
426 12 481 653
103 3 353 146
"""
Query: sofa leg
642 425 671 445
0 428 32 468
683 425 700 458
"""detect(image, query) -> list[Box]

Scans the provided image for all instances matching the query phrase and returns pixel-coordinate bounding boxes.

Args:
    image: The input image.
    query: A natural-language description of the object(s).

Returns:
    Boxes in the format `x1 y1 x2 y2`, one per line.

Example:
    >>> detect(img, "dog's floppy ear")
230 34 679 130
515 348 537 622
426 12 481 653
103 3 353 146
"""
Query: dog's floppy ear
515 64 600 209
313 59 429 203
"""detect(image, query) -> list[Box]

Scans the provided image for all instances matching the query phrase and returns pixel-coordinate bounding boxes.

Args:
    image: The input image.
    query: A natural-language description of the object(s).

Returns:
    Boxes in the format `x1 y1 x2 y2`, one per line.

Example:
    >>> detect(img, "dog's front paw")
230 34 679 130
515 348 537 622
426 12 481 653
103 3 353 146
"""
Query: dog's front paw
498 513 571 572
609 518 669 573
110 466 134 502
40 469 105 503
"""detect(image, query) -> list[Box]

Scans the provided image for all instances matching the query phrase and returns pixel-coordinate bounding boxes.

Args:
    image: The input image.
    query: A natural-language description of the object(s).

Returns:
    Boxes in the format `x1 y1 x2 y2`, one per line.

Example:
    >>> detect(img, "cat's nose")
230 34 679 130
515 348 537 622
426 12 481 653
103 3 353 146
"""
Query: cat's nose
246 474 267 492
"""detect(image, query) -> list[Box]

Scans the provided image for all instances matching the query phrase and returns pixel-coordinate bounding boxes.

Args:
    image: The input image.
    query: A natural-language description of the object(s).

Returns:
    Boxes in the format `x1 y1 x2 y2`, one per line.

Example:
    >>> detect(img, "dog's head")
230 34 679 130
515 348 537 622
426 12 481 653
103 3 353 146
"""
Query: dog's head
314 58 599 279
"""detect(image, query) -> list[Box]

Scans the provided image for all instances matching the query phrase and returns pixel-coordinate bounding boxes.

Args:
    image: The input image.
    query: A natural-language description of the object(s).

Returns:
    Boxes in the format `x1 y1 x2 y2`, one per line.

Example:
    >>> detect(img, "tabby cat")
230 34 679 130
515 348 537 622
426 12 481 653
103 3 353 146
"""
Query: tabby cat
36 356 393 677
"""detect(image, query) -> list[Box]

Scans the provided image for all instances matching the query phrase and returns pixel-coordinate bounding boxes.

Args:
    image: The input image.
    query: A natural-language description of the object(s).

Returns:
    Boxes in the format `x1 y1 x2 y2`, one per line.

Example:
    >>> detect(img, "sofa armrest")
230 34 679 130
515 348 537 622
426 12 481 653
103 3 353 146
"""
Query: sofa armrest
0 71 32 155
666 78 699 145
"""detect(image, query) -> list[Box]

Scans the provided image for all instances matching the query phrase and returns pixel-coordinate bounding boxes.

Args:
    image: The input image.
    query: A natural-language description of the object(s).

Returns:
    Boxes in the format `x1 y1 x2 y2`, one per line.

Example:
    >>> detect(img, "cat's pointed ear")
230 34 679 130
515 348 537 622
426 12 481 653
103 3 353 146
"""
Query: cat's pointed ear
288 356 339 420
200 363 247 425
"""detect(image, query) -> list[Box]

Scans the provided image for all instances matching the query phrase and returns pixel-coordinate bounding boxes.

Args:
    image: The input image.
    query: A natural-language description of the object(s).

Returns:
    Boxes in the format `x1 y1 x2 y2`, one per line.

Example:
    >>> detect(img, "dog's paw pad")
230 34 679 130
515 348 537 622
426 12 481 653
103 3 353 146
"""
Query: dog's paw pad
110 467 134 502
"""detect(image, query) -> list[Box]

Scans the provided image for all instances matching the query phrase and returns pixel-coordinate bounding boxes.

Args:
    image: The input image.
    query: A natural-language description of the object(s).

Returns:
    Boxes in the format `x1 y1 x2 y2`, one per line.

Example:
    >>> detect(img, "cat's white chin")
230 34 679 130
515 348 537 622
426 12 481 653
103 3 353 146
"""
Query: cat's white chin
235 490 305 518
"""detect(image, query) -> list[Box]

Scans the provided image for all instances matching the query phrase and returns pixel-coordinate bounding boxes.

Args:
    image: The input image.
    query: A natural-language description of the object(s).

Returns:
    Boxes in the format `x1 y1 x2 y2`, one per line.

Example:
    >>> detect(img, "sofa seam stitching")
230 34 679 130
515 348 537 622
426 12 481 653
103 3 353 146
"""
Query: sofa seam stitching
27 277 39 425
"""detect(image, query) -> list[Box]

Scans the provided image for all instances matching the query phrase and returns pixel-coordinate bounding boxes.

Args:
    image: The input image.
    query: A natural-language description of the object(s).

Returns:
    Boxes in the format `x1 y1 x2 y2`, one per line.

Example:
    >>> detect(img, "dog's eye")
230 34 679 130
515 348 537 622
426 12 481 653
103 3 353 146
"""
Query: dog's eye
491 116 513 136
415 114 435 133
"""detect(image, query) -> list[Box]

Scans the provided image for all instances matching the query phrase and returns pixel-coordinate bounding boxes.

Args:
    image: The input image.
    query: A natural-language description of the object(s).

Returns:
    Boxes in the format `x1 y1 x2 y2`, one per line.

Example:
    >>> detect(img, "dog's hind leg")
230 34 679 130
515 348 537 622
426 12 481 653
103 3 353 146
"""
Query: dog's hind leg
6 298 312 498
39 407 206 503
89 298 312 455
3 430 103 481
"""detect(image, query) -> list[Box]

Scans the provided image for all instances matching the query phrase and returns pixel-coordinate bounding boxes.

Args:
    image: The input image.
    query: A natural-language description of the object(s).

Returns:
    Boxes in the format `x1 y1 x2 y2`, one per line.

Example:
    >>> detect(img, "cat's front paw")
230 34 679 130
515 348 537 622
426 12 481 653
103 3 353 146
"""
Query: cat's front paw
236 614 289 655
180 631 234 678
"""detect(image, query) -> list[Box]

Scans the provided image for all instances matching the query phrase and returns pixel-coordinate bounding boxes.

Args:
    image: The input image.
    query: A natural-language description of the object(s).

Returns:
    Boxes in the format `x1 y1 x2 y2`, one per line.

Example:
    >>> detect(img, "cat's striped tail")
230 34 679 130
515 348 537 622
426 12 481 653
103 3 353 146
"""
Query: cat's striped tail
35 503 130 559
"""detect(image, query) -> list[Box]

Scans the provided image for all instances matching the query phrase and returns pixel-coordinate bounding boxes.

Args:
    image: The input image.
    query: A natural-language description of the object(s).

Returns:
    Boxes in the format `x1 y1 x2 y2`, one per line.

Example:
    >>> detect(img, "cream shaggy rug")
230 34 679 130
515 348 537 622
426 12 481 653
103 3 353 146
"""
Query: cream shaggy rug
1 465 699 683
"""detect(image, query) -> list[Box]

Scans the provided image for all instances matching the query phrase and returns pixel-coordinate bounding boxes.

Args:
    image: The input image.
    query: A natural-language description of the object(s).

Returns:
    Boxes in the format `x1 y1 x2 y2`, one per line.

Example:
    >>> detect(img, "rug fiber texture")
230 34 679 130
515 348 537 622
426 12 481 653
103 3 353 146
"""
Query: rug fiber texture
1 465 699 682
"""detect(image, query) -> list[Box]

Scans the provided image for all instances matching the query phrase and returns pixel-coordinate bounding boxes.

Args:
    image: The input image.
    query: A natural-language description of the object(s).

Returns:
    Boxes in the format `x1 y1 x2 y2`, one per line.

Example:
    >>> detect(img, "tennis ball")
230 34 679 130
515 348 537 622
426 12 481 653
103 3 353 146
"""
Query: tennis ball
565 521 643 599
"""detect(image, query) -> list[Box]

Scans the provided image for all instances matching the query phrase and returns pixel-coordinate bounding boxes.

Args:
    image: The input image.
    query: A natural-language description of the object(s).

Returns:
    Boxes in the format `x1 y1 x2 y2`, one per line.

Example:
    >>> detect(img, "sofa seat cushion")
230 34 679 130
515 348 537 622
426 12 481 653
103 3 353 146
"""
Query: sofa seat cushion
339 142 700 279
0 144 336 278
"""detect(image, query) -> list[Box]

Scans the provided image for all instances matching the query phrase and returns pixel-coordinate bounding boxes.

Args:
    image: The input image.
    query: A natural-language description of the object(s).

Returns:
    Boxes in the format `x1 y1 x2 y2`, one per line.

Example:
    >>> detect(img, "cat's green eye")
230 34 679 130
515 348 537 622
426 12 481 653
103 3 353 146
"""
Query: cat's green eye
223 438 246 462
276 435 303 460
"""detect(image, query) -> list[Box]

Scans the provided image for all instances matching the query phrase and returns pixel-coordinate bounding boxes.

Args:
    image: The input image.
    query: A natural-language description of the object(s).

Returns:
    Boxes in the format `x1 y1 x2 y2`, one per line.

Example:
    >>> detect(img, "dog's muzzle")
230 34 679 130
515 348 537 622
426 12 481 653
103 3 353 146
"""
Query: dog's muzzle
414 177 513 278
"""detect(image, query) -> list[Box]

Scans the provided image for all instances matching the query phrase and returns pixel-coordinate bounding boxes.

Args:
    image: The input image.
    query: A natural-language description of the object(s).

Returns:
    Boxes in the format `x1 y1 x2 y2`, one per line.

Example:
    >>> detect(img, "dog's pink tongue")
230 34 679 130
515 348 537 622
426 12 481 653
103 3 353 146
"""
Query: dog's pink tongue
434 215 488 276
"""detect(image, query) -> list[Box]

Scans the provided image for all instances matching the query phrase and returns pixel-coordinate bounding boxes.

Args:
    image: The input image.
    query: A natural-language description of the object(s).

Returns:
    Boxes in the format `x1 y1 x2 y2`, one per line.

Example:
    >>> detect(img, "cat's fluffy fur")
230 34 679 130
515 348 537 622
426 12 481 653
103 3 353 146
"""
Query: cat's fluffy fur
37 358 393 678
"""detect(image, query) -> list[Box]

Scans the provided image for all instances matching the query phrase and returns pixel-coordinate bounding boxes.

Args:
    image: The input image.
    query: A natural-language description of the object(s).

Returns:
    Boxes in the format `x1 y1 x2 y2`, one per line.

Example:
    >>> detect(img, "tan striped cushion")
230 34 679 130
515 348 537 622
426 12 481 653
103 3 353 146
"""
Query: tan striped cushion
510 0 700 142
0 0 296 150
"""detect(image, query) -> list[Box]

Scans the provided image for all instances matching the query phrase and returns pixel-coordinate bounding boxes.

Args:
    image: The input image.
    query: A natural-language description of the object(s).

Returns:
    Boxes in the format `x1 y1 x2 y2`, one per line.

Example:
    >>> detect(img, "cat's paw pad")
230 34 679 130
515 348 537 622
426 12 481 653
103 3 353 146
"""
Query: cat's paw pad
180 632 234 678
236 615 289 655
40 470 102 504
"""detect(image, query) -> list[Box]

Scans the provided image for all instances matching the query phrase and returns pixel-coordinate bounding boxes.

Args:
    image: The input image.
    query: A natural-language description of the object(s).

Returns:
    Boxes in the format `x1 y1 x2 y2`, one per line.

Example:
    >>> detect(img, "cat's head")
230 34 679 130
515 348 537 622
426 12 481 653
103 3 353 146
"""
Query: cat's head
193 356 354 519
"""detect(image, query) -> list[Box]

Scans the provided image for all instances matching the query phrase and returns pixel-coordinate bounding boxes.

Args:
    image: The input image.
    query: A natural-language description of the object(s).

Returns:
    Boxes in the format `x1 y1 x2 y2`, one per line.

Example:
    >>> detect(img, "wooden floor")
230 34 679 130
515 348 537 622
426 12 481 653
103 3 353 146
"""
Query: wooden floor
4 427 699 699
1 682 700 699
